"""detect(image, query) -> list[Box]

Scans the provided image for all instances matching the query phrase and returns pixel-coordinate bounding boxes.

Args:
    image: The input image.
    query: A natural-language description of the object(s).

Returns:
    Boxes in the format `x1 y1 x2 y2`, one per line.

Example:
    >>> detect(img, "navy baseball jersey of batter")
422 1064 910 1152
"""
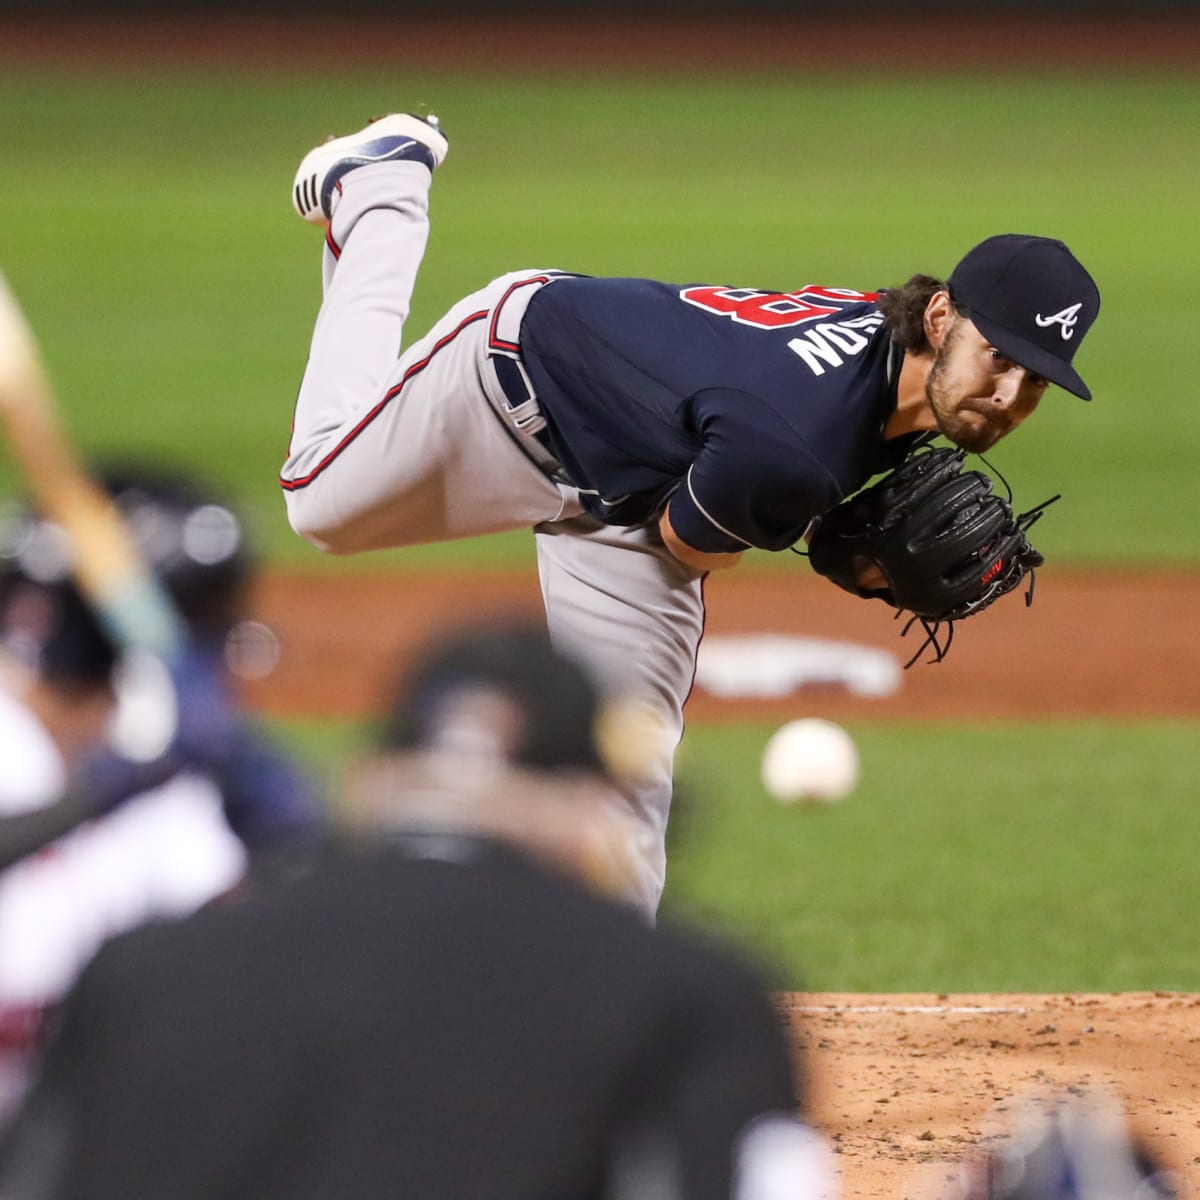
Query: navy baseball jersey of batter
518 276 919 554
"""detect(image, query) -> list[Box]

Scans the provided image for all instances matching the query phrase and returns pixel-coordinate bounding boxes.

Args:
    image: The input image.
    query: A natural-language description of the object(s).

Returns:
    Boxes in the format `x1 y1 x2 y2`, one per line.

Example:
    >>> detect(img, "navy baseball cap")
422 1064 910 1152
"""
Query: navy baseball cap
948 234 1101 401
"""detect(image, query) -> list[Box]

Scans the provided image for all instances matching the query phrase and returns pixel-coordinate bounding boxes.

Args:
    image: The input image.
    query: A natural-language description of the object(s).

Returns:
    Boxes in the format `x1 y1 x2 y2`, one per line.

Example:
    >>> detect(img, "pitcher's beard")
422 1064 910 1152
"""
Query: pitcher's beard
925 343 1004 454
929 395 1002 453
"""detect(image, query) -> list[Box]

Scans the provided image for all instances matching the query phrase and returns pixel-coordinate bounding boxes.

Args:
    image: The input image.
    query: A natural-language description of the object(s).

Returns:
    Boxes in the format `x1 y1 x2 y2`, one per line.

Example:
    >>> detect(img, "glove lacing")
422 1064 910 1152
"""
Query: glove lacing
900 468 1061 668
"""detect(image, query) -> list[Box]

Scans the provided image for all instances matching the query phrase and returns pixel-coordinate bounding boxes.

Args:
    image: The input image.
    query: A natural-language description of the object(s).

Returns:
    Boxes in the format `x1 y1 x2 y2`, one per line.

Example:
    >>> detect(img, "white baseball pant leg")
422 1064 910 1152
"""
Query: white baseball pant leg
282 163 576 551
535 517 706 914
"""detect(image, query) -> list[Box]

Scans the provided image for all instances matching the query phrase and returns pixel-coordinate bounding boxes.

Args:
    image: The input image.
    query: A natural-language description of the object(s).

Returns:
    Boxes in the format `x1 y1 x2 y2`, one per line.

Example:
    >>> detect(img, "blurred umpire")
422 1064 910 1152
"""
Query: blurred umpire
0 620 836 1200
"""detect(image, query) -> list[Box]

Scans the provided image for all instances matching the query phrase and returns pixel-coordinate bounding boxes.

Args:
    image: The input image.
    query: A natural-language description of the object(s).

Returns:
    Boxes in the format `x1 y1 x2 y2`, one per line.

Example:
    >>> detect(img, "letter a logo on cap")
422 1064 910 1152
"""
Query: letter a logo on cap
1035 302 1083 341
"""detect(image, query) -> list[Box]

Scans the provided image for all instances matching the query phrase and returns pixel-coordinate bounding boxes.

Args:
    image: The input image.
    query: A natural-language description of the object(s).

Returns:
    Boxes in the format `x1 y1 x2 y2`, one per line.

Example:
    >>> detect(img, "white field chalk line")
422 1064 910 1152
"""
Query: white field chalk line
786 1004 1030 1015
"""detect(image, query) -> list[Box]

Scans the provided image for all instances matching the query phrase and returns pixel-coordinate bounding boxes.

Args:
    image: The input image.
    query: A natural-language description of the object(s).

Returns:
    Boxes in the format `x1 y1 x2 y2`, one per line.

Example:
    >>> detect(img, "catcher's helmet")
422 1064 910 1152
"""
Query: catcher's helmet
0 465 255 687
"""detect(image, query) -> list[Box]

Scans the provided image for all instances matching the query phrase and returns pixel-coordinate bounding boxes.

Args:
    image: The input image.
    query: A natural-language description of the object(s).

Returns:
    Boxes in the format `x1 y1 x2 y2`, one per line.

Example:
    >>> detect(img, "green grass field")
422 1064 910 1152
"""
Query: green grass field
269 714 1200 991
2 66 1198 567
666 719 1200 991
4 61 1198 989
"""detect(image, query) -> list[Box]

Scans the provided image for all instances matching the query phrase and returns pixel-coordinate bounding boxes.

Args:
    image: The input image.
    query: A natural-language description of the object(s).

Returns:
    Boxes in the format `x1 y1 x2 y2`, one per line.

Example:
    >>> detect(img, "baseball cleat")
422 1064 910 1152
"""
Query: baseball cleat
291 111 449 225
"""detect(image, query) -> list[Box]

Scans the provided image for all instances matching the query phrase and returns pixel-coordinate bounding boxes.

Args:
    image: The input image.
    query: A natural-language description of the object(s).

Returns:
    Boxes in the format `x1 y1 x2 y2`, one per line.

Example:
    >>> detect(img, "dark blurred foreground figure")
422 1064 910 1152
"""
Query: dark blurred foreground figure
0 621 837 1200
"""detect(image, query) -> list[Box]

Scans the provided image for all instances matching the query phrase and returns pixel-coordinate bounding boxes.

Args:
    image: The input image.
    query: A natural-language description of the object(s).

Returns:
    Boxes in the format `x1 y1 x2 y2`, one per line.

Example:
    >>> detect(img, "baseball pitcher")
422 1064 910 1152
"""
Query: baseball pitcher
280 112 1101 913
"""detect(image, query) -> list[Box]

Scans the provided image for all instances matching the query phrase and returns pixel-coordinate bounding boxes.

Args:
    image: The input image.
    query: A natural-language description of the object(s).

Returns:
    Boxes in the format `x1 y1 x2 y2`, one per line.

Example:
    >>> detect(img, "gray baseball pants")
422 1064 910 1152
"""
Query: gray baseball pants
282 163 705 913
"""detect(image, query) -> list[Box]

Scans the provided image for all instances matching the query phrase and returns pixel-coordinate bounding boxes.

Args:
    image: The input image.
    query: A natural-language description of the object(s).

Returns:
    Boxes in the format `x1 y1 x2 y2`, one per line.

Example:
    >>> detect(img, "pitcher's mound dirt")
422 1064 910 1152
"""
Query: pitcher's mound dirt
784 992 1200 1199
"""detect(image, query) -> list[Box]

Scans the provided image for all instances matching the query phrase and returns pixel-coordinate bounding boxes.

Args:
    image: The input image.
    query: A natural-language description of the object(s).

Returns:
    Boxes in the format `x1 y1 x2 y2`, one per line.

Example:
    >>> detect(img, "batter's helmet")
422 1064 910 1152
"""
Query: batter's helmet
100 465 255 641
0 464 255 688
381 621 608 777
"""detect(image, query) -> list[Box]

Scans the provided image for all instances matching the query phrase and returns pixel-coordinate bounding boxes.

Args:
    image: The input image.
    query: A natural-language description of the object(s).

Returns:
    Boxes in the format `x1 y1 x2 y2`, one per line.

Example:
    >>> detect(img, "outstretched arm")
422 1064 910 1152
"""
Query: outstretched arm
0 757 185 872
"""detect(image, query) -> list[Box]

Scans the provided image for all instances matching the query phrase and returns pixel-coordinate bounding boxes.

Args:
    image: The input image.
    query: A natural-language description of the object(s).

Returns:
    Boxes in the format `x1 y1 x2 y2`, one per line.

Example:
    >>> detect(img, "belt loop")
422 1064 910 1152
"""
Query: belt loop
486 271 567 358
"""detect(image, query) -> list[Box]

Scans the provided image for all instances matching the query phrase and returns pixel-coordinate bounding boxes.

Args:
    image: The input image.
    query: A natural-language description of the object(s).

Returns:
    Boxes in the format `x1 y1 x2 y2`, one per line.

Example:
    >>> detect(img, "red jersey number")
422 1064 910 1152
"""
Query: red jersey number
679 285 878 330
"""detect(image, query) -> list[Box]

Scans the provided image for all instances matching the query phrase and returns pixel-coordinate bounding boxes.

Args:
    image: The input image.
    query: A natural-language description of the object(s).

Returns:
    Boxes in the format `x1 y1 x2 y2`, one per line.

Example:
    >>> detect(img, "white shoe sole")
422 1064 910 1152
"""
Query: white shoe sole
292 112 449 225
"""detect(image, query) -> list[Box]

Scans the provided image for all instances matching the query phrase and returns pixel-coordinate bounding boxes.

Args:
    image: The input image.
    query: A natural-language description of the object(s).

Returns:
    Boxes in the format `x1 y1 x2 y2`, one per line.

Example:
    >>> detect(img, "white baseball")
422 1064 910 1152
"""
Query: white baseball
760 718 859 805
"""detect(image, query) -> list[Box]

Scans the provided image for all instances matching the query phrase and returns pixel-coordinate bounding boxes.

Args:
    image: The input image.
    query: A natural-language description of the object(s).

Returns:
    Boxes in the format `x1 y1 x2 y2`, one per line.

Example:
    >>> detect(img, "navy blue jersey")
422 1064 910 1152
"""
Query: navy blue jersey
519 277 919 554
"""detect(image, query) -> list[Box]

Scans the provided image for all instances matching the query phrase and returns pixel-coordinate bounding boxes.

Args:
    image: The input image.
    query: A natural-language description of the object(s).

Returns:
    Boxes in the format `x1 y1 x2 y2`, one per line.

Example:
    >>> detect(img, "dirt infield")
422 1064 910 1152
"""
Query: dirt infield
789 992 1200 1198
241 565 1200 722
240 565 1200 1196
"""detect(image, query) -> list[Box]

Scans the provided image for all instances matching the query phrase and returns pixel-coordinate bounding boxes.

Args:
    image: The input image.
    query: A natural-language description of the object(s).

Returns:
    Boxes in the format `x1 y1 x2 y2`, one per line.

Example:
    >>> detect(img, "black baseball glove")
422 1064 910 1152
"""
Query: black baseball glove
806 445 1056 665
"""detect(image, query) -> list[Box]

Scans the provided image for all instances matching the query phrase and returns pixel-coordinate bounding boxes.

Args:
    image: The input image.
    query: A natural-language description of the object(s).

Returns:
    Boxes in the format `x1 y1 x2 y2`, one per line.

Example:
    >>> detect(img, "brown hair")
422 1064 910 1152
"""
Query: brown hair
877 273 959 354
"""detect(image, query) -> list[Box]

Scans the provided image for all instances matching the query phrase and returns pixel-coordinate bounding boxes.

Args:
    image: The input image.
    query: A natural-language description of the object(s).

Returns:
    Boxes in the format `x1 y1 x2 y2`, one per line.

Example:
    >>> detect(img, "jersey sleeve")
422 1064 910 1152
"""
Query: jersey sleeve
665 389 842 554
